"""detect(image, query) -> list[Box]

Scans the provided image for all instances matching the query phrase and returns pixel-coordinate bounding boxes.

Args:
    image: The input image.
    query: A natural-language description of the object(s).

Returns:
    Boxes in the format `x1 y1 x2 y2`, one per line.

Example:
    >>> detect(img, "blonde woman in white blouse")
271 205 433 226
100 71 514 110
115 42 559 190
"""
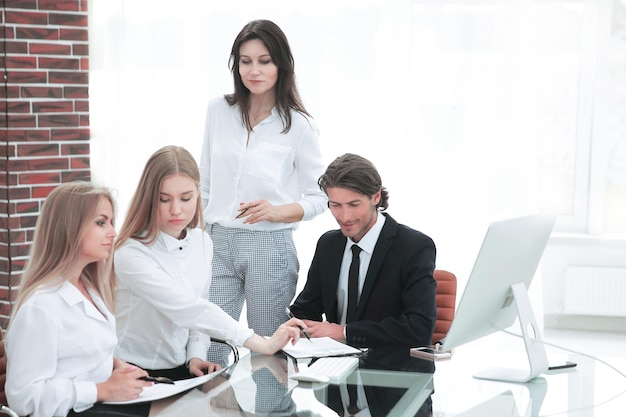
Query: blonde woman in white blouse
5 182 153 417
114 146 305 381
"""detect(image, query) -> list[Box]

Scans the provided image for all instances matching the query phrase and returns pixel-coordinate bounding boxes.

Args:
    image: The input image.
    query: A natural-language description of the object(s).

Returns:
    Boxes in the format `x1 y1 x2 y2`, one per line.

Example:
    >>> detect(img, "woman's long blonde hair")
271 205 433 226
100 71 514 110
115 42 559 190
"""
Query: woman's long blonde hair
11 182 117 319
115 145 204 249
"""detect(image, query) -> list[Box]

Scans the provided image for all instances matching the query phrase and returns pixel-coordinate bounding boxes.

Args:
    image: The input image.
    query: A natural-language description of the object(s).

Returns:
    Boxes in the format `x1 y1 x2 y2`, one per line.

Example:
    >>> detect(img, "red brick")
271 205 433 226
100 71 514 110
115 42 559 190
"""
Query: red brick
62 170 90 182
15 26 59 40
6 114 37 128
38 114 79 127
0 173 18 187
30 43 71 55
4 11 48 25
39 0 80 12
39 57 80 70
0 86 21 99
20 171 62 185
0 144 16 157
7 159 28 171
1 41 28 54
64 86 88 98
79 114 89 126
62 142 89 155
9 230 28 244
51 128 89 141
4 56 36 69
17 215 39 229
21 86 63 98
3 26 15 39
29 158 69 171
27 130 52 141
71 156 90 169
7 187 31 200
80 57 88 70
49 71 88 85
4 0 37 9
74 100 89 112
33 101 74 113
72 43 88 56
4 101 31 113
49 13 87 27
60 28 88 41
6 70 47 84
32 185 55 199
15 201 40 215
17 143 59 157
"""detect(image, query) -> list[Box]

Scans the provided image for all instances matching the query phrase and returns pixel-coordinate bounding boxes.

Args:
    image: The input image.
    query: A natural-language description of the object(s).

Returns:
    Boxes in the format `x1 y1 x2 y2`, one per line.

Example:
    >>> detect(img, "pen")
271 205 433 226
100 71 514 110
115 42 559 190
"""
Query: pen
285 307 313 343
235 207 249 219
139 375 175 384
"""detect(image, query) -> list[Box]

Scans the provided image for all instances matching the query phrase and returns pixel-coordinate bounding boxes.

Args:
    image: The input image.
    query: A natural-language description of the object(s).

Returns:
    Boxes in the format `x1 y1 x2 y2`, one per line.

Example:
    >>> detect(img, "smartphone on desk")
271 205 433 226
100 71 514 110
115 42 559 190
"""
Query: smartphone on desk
410 347 453 361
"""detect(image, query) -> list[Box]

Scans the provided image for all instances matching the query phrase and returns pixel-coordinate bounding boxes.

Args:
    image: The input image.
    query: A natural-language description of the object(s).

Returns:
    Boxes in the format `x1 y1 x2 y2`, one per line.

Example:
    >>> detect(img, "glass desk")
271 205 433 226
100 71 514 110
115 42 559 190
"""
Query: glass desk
151 335 626 416
153 347 434 417
430 333 626 417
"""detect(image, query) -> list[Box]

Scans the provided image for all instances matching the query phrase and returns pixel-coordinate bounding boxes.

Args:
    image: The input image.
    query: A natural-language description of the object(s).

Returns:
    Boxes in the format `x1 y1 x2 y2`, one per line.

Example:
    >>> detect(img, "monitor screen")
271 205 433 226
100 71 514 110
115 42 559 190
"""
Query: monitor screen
441 215 555 363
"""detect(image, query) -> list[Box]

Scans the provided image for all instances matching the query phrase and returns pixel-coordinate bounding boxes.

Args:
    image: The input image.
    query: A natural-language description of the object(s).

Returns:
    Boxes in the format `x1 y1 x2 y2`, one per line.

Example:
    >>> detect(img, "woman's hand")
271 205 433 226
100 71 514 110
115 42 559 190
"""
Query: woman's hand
237 200 304 224
96 363 151 402
189 357 222 377
243 318 305 355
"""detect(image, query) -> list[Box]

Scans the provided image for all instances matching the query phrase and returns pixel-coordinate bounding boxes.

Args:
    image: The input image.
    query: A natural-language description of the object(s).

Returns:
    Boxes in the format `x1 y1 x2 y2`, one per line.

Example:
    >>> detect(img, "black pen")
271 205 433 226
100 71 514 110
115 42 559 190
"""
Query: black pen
235 207 249 219
285 307 313 343
139 375 175 384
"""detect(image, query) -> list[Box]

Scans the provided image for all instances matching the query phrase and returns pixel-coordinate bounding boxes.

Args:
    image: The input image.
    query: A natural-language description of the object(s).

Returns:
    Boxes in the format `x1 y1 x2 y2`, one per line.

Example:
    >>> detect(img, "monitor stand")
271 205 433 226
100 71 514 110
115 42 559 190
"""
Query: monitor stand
473 282 549 383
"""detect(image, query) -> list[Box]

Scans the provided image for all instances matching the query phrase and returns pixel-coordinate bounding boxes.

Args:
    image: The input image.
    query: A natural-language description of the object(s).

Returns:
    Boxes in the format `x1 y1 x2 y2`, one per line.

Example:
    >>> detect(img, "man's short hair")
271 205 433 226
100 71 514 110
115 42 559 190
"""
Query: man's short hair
318 153 389 210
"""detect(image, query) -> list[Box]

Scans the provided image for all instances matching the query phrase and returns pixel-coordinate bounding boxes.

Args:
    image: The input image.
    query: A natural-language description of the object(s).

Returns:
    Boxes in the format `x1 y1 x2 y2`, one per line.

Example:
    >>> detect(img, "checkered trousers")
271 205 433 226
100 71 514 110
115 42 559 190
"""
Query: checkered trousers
205 224 299 363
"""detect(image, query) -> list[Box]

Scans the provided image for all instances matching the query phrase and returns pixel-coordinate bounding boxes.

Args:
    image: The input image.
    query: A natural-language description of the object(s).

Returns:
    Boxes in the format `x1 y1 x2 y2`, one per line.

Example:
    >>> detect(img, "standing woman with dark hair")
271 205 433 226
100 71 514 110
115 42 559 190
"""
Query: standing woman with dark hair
199 20 327 350
4 182 153 417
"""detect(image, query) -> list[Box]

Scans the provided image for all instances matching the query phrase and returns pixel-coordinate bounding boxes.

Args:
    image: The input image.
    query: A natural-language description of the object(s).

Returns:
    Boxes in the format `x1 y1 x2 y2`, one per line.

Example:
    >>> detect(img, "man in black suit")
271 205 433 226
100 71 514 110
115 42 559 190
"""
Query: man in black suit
290 153 437 349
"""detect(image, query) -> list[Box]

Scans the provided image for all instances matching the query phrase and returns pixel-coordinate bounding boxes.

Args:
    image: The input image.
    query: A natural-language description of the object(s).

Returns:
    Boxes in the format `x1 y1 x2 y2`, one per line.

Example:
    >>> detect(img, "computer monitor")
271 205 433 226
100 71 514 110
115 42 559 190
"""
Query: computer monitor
440 214 556 383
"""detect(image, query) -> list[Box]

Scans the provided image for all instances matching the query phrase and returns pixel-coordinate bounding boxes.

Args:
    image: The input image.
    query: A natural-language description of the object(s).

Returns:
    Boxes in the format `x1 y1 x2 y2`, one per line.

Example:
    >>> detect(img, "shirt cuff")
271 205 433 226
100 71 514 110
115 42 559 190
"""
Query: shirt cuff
73 381 97 412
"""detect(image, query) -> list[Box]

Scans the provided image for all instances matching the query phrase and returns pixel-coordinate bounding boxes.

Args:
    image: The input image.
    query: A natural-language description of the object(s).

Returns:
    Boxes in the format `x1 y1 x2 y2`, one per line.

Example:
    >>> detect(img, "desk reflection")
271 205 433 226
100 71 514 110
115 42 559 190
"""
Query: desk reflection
153 347 435 417
317 347 435 417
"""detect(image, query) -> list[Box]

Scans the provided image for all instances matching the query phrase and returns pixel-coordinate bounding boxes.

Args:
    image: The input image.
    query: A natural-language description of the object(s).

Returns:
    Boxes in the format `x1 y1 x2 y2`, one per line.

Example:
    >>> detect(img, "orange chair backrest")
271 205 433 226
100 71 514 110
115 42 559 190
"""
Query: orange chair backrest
433 269 457 345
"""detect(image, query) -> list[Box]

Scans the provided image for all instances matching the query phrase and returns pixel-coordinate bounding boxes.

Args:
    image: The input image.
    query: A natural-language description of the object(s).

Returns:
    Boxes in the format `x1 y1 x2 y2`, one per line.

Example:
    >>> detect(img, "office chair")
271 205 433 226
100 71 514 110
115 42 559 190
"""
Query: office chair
0 333 19 417
210 338 240 364
432 269 457 345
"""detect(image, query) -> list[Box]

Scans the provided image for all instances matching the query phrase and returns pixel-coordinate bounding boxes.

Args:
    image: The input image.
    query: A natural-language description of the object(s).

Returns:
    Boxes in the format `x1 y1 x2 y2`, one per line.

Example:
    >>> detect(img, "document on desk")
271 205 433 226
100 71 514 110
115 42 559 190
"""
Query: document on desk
281 336 363 359
103 368 226 405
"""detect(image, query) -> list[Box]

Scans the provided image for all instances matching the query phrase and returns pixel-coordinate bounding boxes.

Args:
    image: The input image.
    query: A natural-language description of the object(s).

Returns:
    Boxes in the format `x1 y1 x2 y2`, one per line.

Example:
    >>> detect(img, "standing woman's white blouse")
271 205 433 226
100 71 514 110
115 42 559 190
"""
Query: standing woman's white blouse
114 228 253 369
5 282 117 417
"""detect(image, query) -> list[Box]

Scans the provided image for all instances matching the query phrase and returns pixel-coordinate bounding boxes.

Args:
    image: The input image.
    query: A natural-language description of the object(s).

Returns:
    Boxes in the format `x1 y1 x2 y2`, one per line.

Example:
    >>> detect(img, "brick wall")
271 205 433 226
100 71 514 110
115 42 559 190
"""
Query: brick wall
0 0 90 330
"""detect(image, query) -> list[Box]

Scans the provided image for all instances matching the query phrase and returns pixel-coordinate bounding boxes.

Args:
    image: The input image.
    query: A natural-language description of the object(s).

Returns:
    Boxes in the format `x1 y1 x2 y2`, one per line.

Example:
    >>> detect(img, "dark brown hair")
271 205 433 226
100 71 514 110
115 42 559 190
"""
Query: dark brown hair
226 19 310 133
319 153 389 211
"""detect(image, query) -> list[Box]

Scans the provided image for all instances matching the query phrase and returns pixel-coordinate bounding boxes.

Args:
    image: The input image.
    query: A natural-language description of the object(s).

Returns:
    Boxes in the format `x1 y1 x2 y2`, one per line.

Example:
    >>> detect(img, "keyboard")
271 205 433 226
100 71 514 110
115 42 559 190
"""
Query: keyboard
290 356 360 383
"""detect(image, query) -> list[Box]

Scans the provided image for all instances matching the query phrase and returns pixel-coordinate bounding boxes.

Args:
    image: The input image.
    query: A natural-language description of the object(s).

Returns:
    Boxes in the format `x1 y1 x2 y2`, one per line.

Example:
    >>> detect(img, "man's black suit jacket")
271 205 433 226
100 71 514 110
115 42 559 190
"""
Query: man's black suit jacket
291 213 437 348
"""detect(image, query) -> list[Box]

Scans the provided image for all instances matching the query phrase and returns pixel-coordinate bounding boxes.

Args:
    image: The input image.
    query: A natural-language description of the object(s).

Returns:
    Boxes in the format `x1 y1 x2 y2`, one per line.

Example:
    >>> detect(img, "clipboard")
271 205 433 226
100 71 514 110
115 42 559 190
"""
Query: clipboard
281 336 363 359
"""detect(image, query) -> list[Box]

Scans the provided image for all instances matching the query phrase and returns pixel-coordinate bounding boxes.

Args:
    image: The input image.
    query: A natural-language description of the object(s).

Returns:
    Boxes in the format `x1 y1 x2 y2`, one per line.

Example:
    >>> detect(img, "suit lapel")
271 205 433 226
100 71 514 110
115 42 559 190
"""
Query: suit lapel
358 214 398 318
325 232 347 322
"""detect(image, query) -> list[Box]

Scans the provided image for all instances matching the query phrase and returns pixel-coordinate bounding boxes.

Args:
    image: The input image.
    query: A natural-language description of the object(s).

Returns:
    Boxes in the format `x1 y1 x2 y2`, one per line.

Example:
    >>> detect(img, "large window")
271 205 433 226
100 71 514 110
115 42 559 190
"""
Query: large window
89 0 626 280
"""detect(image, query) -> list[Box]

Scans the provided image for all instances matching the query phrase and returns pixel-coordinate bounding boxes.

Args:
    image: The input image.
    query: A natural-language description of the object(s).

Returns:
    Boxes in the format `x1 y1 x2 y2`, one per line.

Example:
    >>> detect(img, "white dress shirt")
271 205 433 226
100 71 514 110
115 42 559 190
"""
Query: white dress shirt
114 228 254 370
337 213 386 325
5 281 117 417
199 97 327 230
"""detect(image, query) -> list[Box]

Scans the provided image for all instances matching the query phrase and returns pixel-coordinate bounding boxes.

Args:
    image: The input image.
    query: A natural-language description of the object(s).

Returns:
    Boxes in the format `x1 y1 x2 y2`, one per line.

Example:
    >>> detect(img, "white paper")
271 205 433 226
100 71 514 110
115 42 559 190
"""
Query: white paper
103 368 226 405
281 336 362 359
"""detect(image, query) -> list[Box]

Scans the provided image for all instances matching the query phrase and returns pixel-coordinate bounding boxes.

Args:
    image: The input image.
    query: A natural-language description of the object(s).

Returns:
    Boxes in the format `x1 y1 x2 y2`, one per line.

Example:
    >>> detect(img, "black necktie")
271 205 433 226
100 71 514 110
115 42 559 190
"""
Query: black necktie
347 245 362 323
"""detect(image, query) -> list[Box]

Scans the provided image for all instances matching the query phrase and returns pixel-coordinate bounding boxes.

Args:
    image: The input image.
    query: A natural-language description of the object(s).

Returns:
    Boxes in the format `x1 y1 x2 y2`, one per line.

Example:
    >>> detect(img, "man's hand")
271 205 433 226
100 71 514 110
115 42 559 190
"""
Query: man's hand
301 320 346 341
